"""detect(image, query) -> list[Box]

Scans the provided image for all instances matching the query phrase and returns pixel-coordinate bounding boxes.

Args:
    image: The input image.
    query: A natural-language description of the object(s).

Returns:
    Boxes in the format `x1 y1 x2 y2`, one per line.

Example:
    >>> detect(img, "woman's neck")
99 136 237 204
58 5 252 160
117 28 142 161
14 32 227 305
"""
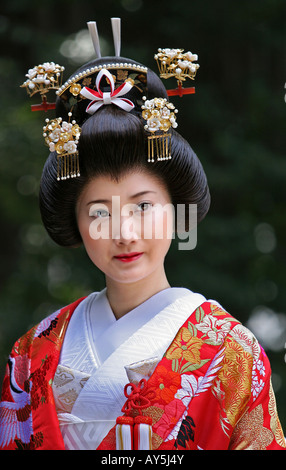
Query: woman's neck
105 269 170 319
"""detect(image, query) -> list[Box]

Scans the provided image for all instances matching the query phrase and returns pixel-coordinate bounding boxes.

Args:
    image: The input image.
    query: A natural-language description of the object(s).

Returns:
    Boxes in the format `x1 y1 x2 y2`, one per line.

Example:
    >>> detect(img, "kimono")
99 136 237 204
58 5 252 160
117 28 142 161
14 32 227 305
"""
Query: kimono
0 287 285 450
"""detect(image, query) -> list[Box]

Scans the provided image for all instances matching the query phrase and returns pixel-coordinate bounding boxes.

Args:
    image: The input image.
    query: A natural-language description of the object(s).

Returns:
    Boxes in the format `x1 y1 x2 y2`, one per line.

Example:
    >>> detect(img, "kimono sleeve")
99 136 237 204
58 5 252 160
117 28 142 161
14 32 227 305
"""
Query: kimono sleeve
229 339 286 450
0 299 84 450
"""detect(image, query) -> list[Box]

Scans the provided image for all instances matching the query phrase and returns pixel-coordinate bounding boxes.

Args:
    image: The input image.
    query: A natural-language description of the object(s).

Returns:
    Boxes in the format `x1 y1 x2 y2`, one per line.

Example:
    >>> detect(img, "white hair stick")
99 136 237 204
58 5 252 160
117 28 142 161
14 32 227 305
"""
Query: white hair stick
111 17 121 57
87 21 101 58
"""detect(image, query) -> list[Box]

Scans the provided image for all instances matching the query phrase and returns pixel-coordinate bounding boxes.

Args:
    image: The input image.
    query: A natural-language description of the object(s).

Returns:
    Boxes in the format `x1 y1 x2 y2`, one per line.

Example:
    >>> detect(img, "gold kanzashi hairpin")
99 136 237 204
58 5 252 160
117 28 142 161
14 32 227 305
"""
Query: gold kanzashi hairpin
143 47 199 162
155 48 199 97
141 97 178 162
43 114 81 180
21 61 82 180
21 62 65 112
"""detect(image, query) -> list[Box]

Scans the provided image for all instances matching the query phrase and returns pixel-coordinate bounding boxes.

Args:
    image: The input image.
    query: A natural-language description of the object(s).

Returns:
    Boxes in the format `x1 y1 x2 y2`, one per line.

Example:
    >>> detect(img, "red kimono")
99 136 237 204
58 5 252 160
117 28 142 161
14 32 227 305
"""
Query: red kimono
0 297 285 450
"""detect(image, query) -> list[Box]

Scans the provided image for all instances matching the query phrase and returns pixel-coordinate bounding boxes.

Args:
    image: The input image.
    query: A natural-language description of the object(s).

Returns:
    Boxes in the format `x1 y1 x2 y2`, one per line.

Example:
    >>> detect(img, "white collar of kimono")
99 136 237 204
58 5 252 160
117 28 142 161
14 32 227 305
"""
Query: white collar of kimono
60 287 195 369
62 288 206 410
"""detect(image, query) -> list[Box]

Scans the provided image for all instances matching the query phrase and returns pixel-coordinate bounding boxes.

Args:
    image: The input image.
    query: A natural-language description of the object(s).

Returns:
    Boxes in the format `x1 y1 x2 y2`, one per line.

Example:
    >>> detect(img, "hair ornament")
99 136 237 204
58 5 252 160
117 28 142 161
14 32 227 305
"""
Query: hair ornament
155 48 199 97
111 17 121 57
80 68 135 114
142 47 199 162
141 97 178 162
21 62 65 112
87 21 101 58
21 19 200 181
20 18 149 181
43 114 81 180
87 18 121 58
56 62 147 97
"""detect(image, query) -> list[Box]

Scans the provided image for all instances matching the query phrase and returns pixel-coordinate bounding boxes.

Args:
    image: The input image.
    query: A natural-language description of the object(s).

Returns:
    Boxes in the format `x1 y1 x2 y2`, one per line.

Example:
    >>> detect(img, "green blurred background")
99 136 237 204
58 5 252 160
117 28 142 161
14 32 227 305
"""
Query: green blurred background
1 0 286 430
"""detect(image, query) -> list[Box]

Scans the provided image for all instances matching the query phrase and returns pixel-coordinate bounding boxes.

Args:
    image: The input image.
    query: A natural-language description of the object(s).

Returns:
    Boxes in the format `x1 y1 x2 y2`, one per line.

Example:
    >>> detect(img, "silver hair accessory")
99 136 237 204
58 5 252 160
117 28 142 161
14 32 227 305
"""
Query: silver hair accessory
87 21 101 58
111 17 121 57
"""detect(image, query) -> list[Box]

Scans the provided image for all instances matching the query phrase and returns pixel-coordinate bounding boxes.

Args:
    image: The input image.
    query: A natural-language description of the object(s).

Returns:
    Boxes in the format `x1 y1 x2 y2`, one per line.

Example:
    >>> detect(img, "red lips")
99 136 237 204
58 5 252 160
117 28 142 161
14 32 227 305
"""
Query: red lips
114 252 143 263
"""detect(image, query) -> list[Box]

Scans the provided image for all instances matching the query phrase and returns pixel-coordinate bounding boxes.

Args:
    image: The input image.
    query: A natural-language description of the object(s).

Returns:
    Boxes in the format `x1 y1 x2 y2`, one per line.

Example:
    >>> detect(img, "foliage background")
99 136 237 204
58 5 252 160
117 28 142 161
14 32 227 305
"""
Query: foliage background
0 0 286 430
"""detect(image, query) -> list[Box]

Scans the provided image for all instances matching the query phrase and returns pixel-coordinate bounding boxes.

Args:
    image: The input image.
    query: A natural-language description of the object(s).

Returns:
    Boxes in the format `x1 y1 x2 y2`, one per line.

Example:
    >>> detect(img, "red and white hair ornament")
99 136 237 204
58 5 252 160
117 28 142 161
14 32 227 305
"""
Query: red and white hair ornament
80 68 135 114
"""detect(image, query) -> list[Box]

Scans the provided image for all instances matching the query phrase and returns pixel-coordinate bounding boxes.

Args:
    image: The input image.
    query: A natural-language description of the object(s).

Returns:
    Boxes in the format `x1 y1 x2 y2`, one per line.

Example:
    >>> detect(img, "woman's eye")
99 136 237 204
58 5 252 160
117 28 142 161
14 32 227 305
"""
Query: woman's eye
136 202 152 213
90 209 110 218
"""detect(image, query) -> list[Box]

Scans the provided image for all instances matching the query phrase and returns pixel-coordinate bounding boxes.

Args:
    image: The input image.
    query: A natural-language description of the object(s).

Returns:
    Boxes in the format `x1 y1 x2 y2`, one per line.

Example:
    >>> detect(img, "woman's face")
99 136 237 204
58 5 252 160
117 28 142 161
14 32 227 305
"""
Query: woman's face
76 170 174 286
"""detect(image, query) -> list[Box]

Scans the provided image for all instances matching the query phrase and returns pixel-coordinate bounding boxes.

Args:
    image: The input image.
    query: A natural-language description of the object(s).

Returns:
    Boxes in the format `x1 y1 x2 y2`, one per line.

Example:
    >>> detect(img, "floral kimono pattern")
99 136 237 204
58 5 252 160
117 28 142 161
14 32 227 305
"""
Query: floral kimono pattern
0 297 285 450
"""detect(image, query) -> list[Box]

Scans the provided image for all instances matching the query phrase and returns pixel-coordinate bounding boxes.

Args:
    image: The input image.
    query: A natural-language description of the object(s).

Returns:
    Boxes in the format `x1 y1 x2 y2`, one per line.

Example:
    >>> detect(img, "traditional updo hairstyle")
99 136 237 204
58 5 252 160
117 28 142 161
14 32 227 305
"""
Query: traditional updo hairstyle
39 56 210 247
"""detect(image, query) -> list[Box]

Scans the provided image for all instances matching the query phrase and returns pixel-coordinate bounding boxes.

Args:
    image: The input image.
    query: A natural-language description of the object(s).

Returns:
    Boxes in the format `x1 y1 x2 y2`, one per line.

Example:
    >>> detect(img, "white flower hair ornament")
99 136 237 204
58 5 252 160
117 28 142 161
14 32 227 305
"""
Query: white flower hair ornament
43 115 81 180
21 62 64 112
141 97 178 162
155 48 200 98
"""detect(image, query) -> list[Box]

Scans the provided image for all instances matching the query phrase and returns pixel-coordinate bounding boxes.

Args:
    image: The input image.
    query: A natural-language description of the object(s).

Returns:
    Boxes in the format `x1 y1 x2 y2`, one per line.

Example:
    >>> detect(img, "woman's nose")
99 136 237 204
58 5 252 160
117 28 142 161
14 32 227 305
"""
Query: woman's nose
112 202 141 244
113 215 140 244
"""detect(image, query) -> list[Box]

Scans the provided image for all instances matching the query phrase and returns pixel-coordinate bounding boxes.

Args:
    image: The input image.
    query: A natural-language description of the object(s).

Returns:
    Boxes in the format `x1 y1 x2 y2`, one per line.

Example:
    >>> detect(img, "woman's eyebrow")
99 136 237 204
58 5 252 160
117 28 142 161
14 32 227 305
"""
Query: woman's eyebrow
87 199 110 206
86 191 157 206
128 190 157 199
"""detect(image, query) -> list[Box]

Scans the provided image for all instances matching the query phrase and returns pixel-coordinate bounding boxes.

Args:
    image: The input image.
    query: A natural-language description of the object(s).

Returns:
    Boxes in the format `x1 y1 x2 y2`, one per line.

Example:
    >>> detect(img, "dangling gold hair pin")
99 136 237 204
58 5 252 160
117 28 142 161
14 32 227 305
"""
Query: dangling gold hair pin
141 97 178 162
43 114 81 180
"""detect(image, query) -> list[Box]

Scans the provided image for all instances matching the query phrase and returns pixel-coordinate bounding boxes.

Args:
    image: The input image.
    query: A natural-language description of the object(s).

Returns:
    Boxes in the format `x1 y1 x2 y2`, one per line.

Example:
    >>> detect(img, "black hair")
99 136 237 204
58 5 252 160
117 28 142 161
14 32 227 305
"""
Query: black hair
39 56 210 247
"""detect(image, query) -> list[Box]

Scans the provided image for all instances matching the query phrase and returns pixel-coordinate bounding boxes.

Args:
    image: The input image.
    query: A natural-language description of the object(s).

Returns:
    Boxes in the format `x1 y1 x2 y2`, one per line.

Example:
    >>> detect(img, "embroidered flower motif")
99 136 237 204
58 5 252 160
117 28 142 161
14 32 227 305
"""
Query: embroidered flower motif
153 400 185 441
252 375 265 400
196 315 232 345
148 365 181 405
175 347 225 407
254 359 266 377
30 355 54 407
175 374 198 406
166 327 203 365
251 359 266 400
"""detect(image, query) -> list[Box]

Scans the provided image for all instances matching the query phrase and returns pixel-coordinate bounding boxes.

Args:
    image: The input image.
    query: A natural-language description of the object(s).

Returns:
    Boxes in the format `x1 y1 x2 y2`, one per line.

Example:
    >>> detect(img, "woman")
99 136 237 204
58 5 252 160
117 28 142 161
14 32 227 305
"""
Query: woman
0 20 285 450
